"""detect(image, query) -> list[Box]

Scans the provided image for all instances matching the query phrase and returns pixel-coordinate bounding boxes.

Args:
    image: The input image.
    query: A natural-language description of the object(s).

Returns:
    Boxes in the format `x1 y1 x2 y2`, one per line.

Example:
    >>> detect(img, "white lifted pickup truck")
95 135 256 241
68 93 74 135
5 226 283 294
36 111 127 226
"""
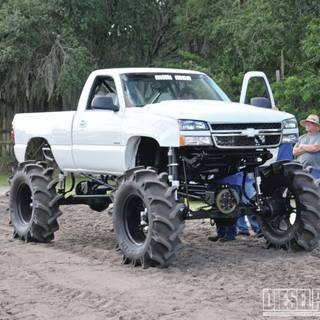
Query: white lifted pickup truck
10 68 320 268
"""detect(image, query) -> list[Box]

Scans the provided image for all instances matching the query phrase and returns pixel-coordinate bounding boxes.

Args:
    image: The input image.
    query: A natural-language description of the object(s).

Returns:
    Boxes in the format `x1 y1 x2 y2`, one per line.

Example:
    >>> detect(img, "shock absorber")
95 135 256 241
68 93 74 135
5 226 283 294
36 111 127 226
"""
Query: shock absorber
58 172 66 194
168 147 179 198
253 167 264 212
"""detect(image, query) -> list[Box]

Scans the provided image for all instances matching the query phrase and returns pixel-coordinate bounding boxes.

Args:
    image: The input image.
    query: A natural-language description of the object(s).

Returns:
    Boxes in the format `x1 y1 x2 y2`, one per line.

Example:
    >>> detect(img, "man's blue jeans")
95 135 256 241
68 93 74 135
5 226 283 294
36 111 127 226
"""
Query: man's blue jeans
217 224 237 240
215 173 253 239
311 168 320 179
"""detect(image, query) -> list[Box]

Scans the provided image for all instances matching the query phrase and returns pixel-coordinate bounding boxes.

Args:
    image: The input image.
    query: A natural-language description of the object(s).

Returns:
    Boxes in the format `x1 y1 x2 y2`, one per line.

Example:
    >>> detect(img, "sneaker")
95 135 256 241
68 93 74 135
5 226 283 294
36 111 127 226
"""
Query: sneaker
208 235 221 242
219 236 236 242
237 231 250 236
254 231 263 238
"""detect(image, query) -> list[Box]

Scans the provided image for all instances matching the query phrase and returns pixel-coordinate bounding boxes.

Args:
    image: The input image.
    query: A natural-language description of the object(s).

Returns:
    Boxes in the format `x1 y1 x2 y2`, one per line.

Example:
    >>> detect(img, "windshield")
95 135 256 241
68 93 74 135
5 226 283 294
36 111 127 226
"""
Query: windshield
120 73 230 107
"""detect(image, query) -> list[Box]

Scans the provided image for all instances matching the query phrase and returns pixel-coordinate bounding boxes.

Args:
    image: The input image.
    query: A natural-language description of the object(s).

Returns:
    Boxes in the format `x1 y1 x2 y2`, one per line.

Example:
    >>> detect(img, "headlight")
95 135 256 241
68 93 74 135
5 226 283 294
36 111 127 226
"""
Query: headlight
178 119 209 131
283 118 298 129
282 133 299 144
179 135 212 146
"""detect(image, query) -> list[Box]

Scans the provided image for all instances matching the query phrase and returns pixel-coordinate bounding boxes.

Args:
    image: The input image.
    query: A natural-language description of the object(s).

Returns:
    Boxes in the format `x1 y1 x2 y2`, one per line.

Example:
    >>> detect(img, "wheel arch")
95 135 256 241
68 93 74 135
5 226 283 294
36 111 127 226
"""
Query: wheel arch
24 137 54 162
125 136 168 172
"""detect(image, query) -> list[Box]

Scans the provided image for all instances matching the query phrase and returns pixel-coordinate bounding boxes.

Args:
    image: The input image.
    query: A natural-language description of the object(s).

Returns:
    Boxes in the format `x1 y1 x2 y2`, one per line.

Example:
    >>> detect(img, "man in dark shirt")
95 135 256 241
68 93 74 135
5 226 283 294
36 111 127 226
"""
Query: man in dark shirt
293 114 320 179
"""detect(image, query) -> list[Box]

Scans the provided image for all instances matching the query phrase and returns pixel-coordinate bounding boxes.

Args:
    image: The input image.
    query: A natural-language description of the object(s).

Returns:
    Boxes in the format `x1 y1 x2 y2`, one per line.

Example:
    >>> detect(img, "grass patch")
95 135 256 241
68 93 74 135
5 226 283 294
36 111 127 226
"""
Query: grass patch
0 172 9 187
188 200 208 210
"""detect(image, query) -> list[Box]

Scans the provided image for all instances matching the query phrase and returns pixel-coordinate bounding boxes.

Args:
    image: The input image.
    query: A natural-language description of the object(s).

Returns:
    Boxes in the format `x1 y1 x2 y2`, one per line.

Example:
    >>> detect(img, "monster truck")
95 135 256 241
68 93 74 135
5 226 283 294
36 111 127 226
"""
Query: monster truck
9 68 320 267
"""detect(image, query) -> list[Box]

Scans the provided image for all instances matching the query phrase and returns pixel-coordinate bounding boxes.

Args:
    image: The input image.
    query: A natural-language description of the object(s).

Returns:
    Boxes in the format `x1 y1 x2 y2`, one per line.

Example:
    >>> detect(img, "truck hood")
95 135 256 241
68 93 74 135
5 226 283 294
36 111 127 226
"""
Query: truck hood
143 100 294 123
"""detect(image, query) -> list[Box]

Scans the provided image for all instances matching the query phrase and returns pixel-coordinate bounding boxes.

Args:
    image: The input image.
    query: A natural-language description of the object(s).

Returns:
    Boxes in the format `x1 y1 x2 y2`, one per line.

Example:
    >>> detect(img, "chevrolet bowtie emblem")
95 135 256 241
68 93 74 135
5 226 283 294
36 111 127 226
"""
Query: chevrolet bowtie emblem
242 128 260 137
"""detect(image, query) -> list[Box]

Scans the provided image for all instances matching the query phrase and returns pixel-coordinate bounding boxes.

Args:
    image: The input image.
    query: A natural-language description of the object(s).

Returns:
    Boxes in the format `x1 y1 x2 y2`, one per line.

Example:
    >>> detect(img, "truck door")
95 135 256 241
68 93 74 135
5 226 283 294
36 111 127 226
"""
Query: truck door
240 71 294 164
239 71 276 109
72 75 125 173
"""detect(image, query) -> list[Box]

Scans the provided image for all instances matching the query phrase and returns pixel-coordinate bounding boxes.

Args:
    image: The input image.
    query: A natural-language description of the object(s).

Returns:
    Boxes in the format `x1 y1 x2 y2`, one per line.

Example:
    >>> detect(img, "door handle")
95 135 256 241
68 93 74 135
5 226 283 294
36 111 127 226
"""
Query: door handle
79 120 87 128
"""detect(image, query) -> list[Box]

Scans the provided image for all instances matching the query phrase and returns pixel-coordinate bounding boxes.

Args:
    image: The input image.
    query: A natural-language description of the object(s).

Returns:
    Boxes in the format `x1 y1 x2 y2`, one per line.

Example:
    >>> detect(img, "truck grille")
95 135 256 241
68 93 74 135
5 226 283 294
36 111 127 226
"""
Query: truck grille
211 123 281 131
211 123 282 149
214 135 281 147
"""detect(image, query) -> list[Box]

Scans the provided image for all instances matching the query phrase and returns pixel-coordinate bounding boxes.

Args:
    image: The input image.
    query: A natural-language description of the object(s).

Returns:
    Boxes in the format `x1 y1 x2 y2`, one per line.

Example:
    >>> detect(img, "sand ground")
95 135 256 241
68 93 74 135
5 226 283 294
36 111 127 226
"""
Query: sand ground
0 186 319 320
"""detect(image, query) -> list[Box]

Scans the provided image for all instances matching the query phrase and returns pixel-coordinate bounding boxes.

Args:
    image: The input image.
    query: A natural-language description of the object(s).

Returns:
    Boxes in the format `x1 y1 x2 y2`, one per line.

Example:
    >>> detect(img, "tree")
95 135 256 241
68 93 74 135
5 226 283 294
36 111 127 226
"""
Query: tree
1 0 320 119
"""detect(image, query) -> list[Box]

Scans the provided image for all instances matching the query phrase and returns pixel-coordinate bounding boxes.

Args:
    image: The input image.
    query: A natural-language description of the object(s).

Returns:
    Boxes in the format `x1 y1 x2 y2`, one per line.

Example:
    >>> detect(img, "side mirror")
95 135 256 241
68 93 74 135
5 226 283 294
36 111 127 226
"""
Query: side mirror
250 97 271 109
91 95 119 111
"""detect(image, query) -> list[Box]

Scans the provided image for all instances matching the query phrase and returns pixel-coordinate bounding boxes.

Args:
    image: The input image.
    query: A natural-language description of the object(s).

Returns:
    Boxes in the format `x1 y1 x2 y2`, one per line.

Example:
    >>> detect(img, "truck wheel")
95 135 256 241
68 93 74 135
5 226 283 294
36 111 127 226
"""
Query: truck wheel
113 168 185 268
260 161 320 251
9 161 62 242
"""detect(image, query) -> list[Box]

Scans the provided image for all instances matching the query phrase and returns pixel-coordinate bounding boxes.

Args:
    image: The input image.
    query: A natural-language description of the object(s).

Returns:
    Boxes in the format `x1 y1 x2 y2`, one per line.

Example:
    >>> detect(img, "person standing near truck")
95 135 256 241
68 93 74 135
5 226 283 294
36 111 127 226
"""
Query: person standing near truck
208 172 249 242
293 114 320 179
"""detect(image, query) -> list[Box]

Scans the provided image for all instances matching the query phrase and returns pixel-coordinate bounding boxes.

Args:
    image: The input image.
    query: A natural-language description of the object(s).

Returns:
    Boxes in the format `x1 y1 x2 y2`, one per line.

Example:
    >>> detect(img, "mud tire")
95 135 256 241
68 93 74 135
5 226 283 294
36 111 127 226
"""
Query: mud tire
113 168 185 268
9 161 61 242
260 161 320 251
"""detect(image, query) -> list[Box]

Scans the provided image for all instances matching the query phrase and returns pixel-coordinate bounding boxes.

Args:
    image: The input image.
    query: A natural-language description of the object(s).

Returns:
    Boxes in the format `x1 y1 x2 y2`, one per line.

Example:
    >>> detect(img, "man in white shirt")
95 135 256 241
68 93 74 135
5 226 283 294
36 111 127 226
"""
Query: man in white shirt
293 114 320 179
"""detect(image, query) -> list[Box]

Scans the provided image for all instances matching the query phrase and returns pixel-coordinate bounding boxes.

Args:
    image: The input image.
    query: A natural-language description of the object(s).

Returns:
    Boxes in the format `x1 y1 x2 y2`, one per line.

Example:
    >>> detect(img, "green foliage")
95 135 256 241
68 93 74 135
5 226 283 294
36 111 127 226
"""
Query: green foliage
272 74 320 122
271 16 320 122
302 19 320 69
155 50 210 74
0 0 98 109
0 0 320 123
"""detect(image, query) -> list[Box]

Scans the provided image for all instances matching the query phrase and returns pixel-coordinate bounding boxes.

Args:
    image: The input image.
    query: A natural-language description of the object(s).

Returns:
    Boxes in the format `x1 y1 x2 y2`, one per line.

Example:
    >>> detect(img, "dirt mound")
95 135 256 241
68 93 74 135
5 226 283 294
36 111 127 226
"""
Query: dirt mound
1 194 319 320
